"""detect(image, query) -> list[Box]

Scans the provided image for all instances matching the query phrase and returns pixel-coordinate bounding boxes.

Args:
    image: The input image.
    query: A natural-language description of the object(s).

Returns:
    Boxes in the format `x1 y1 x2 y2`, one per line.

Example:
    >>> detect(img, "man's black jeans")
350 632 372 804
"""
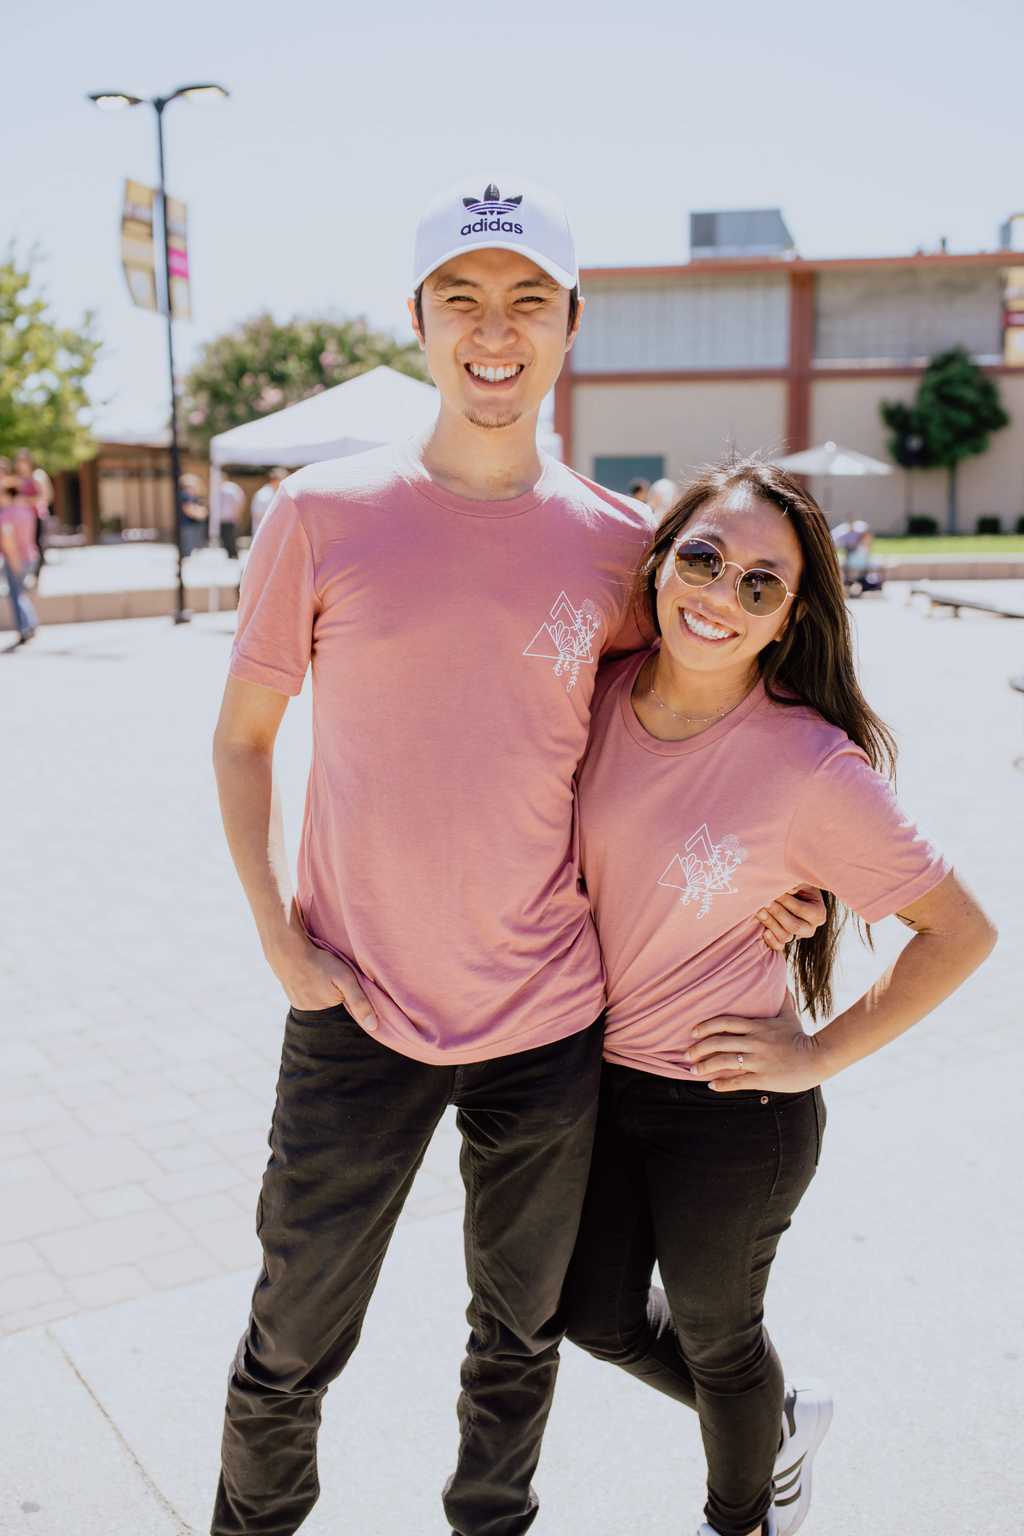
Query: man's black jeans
211 1005 605 1536
563 1064 825 1536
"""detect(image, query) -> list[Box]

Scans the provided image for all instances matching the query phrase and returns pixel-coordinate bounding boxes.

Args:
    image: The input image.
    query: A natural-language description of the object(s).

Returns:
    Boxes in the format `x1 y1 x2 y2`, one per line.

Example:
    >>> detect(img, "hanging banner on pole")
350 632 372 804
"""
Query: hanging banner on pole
165 195 192 321
120 179 158 312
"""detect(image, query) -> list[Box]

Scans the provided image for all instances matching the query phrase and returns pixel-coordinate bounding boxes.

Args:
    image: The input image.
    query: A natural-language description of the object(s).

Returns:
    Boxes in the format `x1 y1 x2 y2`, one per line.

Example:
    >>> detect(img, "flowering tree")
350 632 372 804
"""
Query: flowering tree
181 312 428 457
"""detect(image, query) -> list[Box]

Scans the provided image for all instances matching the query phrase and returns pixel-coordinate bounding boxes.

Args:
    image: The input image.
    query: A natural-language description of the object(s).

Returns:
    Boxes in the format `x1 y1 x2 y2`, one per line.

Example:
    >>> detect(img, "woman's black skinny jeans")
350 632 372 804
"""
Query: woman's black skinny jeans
563 1063 825 1536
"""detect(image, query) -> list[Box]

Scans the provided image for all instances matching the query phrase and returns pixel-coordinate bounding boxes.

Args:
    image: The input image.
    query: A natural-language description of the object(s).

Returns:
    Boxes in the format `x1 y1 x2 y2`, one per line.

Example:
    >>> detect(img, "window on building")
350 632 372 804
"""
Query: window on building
593 454 665 495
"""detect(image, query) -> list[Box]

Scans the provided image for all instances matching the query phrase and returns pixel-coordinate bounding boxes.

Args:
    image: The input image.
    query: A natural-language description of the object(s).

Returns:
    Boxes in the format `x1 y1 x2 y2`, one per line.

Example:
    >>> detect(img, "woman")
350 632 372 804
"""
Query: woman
13 448 51 585
0 467 39 644
563 458 996 1536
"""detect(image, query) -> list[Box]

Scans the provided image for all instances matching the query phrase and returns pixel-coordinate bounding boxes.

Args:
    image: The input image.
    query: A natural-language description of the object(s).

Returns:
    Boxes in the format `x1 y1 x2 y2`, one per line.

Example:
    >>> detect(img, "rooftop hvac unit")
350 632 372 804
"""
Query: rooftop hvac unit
1000 213 1024 252
690 209 796 261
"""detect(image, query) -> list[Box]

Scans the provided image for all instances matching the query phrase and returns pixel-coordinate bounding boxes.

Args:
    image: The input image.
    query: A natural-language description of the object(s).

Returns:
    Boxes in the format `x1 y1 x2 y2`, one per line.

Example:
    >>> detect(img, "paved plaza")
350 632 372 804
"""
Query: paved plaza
1 587 1022 1533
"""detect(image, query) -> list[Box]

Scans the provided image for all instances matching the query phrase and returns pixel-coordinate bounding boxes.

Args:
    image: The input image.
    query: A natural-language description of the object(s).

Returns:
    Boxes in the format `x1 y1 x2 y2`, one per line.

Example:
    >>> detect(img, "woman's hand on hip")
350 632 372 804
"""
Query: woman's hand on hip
681 991 825 1093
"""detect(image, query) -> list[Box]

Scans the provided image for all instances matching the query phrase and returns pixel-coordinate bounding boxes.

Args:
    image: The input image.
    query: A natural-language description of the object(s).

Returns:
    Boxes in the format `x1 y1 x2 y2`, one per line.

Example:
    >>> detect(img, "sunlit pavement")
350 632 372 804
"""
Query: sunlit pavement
1 586 1021 1533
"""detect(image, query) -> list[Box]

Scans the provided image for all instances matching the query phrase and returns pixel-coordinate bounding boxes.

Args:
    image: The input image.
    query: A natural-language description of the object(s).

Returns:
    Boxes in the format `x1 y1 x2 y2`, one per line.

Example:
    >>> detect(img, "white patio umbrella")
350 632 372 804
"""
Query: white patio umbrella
774 440 892 515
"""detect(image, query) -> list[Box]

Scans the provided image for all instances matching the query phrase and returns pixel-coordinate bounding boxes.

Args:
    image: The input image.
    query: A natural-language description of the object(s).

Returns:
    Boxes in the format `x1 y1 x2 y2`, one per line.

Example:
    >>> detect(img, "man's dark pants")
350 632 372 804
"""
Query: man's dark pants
211 1003 605 1536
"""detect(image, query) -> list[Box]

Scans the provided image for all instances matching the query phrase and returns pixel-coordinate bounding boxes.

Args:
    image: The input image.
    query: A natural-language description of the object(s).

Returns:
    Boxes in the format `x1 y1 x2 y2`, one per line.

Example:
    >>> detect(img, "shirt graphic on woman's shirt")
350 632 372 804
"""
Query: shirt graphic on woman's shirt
656 822 748 919
522 590 602 692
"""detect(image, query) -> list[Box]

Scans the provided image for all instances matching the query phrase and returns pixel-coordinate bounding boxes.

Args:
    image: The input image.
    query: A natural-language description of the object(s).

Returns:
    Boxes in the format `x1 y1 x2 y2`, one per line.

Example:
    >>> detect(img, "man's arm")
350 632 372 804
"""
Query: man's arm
213 675 375 1024
757 886 827 950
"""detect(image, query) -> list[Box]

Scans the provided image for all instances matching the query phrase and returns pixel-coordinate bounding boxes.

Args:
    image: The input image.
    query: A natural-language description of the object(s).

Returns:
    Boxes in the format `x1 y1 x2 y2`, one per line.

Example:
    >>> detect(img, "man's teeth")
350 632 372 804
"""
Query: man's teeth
683 608 735 641
468 363 523 382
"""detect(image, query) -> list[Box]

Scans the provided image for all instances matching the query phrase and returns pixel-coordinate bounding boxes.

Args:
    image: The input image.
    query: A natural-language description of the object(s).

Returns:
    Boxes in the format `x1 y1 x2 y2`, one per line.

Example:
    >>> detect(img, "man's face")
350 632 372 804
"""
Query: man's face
408 249 581 431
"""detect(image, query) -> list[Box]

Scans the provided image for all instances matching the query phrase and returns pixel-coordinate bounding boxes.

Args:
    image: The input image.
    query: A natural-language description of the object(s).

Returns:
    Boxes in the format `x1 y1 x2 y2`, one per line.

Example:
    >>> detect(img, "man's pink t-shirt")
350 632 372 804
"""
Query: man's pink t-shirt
577 649 951 1079
229 440 655 1064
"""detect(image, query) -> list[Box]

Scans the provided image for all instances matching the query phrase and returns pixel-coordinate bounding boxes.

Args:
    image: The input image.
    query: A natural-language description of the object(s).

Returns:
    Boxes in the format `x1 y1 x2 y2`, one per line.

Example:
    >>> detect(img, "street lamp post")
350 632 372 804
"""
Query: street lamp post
87 83 229 625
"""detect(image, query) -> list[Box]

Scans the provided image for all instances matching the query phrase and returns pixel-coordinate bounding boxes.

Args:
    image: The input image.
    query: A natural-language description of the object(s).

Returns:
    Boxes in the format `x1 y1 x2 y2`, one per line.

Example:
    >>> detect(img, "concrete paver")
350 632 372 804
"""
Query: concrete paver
0 585 1021 1531
1 1329 186 1535
43 1135 161 1192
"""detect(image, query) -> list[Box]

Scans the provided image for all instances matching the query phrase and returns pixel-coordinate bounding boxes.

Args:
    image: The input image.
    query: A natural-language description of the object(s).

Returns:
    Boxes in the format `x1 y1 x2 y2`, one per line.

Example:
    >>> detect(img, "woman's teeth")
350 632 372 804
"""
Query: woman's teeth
467 363 524 382
682 607 736 641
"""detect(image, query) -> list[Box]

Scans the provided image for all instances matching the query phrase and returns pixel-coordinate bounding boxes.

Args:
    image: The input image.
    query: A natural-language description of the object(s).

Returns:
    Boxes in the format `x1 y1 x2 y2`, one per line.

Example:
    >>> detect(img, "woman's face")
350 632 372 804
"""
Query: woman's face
655 484 804 683
14 453 33 476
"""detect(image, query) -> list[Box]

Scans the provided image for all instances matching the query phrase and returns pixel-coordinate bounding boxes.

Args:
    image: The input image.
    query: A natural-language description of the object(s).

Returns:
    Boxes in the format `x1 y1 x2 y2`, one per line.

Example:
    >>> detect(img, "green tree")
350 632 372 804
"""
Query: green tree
879 399 934 523
0 250 101 470
181 312 429 457
915 347 1009 533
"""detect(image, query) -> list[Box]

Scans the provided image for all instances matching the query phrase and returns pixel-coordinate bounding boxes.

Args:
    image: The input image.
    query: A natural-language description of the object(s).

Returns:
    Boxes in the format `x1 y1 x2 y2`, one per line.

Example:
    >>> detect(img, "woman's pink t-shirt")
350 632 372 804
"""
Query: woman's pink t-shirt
577 649 951 1079
0 501 38 571
229 441 655 1065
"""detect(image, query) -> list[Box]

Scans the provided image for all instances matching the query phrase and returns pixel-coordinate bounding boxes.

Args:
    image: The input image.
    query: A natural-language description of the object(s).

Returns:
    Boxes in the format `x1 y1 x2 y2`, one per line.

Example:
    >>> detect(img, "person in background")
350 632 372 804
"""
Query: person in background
179 473 208 558
0 461 41 577
831 520 881 598
249 466 288 541
628 477 651 503
647 476 680 520
217 476 246 561
13 449 50 586
0 469 39 646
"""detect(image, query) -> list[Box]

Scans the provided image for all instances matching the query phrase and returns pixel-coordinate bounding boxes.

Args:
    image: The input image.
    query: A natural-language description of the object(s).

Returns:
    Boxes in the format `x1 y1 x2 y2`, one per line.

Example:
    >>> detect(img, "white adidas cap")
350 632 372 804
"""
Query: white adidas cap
412 174 578 293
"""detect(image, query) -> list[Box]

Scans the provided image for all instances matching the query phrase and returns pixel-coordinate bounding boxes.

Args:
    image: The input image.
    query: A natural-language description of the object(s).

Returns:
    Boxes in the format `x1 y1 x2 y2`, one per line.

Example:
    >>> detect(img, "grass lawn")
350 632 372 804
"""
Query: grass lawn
873 535 1024 556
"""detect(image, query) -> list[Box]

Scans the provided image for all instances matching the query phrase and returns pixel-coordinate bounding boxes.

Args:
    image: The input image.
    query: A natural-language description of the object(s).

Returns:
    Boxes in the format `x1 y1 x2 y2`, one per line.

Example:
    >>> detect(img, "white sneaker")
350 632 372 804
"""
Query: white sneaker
772 1383 834 1534
696 1512 777 1536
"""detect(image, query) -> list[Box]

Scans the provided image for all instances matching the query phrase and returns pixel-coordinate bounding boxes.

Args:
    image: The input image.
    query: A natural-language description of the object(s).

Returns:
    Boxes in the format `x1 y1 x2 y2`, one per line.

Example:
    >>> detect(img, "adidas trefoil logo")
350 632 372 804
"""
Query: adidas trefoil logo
460 183 525 238
462 183 523 214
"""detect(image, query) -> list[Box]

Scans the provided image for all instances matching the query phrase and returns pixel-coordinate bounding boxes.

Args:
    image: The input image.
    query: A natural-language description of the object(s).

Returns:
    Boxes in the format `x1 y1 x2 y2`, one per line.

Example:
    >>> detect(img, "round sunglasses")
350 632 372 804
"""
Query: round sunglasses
673 537 797 618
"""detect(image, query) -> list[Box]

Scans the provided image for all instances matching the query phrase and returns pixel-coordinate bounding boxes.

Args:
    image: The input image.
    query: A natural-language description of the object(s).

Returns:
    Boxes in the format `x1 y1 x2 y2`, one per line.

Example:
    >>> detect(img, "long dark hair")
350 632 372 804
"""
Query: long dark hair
631 455 898 1021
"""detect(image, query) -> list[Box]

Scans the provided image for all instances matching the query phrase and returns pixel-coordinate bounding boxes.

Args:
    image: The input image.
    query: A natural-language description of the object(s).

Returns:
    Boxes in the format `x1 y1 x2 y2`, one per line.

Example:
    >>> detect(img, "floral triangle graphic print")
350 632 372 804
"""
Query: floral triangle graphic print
658 822 747 919
523 591 601 693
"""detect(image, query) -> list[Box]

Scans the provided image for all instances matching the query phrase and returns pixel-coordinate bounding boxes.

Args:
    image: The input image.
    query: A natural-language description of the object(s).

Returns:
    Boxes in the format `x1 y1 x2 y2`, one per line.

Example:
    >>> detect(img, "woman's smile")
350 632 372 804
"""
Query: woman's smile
677 603 741 645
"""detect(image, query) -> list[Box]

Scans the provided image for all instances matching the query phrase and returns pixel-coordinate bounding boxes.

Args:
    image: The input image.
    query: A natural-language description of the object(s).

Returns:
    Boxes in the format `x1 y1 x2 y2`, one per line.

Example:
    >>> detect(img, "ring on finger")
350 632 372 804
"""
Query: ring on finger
736 1052 745 1066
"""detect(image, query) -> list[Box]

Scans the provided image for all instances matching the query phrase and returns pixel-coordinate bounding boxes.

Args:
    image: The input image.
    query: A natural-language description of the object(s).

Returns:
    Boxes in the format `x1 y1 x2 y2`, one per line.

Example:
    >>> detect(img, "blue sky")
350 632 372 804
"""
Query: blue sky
5 0 1020 435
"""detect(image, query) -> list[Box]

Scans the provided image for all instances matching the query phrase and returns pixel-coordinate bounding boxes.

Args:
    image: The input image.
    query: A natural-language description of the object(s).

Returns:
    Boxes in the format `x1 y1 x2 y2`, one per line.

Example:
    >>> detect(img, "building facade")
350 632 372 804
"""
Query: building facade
554 251 1024 532
53 442 261 543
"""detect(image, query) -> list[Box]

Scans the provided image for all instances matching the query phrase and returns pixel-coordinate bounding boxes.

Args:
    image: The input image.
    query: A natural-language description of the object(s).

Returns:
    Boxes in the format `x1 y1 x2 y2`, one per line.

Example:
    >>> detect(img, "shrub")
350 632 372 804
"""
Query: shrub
1016 515 1024 535
906 515 939 536
976 515 1002 534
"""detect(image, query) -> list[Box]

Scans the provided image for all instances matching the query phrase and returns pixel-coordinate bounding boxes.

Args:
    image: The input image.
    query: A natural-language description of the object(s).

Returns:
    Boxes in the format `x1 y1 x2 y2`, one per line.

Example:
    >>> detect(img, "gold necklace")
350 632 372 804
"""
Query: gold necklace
643 657 746 724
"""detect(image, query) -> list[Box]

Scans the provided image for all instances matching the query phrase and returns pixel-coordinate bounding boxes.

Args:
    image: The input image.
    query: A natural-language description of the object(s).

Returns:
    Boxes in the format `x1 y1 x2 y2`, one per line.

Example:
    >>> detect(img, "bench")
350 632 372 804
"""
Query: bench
910 585 1024 620
44 529 88 550
1012 675 1024 771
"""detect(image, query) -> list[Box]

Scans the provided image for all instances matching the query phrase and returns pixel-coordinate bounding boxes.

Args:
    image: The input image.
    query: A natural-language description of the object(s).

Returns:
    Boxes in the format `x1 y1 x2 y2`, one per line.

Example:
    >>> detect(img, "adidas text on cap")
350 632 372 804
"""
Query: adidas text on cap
412 175 578 292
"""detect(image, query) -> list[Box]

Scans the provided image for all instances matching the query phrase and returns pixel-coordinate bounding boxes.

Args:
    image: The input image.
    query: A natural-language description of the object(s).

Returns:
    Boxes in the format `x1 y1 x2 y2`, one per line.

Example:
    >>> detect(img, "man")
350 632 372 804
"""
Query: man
248 466 287 540
210 175 820 1536
178 473 209 557
216 476 246 560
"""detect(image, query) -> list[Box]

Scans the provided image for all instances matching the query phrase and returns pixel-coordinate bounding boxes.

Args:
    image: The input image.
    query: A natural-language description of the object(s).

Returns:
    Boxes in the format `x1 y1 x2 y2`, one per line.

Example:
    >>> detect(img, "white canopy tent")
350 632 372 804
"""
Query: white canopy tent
208 365 563 532
210 366 440 473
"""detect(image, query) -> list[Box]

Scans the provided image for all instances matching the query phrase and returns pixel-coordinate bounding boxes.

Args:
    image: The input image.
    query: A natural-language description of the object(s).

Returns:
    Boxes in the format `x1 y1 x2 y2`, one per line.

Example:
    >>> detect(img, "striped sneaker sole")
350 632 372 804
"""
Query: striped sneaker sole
772 1388 833 1535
